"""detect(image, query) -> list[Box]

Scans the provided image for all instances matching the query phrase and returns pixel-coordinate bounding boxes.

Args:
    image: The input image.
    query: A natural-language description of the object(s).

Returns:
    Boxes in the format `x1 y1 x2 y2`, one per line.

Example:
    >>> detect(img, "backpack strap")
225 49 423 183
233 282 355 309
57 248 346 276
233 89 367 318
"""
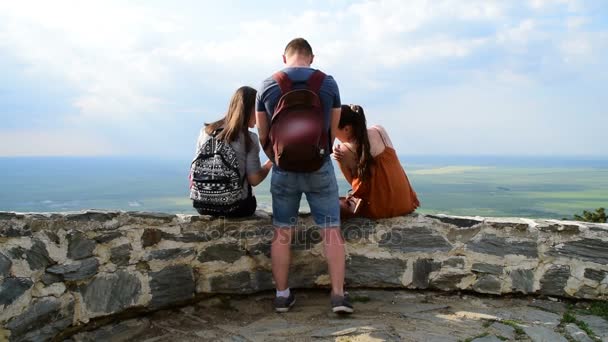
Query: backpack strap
307 70 326 94
272 70 326 94
211 127 224 137
372 126 388 147
272 72 292 95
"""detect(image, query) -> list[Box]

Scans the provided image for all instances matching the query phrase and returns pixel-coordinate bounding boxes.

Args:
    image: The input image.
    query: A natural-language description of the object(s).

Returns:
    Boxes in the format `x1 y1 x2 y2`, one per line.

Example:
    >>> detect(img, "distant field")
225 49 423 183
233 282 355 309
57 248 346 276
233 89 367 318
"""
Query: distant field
403 166 608 219
0 157 606 219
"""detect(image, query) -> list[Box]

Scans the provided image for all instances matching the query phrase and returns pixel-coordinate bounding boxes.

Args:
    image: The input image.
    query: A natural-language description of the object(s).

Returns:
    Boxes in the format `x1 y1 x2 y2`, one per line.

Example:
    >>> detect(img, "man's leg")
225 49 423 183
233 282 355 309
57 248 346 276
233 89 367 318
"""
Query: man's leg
320 227 345 296
272 227 294 291
304 161 351 313
269 167 301 312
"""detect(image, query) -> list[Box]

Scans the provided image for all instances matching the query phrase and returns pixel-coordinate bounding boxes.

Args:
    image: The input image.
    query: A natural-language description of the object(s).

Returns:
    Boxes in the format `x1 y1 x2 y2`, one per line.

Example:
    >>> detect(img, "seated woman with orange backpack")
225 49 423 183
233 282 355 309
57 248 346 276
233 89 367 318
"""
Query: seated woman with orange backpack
332 104 420 219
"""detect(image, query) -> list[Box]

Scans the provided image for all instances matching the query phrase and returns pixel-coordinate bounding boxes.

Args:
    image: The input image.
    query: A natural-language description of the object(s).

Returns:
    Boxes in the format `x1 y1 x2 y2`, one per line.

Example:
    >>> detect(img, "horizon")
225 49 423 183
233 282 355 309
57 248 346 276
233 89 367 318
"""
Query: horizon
1 156 606 218
1 0 607 158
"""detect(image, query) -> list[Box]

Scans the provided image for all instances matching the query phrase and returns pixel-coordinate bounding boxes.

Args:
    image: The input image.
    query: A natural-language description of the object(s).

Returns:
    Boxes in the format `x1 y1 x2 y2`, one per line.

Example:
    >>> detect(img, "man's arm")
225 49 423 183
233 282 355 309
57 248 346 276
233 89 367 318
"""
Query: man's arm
256 111 273 160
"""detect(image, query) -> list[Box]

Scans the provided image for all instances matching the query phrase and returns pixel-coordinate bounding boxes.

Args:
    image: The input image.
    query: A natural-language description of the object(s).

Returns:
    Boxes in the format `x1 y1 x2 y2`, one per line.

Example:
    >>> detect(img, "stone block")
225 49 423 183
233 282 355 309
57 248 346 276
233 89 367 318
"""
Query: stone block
0 212 22 220
576 315 608 341
292 228 322 250
46 257 99 281
467 234 538 258
490 322 515 340
209 271 253 294
252 270 274 291
522 326 567 342
45 231 60 244
341 218 375 242
428 215 483 228
379 227 452 253
346 255 407 286
0 277 33 306
131 212 174 222
510 269 535 294
110 244 131 266
442 257 465 268
198 243 244 263
538 223 580 234
150 265 195 309
288 259 328 288
0 252 11 277
245 240 271 257
549 238 608 265
0 220 31 237
431 272 469 291
6 297 74 341
147 248 195 261
413 258 441 289
25 239 54 270
72 318 150 342
575 285 598 299
65 211 119 222
471 263 504 275
141 228 162 248
473 275 502 294
162 232 212 243
565 323 594 342
94 231 123 243
584 269 606 282
41 273 62 286
81 271 142 314
540 265 570 296
68 231 96 260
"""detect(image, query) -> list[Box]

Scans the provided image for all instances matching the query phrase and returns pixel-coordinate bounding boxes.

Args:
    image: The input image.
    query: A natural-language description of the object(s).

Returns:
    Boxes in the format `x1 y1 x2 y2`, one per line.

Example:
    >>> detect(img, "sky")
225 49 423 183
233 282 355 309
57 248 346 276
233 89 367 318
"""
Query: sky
0 0 607 158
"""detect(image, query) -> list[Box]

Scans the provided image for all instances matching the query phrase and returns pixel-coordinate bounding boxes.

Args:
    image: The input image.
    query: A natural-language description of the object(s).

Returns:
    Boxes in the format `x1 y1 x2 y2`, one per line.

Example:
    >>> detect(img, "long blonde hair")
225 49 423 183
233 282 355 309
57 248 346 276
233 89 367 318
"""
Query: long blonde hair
205 86 257 152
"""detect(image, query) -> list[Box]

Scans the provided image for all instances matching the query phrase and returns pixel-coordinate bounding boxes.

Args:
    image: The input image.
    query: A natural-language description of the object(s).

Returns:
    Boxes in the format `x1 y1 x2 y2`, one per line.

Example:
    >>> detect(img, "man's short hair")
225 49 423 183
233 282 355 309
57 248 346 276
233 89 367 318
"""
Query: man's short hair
284 38 313 57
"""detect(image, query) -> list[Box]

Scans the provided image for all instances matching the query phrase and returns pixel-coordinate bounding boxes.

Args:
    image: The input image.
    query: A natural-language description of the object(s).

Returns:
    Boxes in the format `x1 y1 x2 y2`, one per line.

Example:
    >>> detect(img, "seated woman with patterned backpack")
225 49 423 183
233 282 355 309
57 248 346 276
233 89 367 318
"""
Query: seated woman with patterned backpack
190 86 272 217
332 104 420 219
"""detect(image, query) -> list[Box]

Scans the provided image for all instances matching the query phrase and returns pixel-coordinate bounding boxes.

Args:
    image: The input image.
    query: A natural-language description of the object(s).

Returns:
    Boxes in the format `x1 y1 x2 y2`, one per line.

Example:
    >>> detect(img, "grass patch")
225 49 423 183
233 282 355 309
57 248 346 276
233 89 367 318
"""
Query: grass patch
561 311 577 324
500 320 525 336
411 166 493 175
560 307 597 340
460 332 488 342
586 301 608 321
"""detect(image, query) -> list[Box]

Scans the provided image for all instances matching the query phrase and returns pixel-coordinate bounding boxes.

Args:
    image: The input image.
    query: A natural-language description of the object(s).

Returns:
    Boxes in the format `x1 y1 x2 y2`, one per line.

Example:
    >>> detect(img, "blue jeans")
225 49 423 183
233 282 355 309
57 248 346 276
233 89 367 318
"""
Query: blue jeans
270 160 340 228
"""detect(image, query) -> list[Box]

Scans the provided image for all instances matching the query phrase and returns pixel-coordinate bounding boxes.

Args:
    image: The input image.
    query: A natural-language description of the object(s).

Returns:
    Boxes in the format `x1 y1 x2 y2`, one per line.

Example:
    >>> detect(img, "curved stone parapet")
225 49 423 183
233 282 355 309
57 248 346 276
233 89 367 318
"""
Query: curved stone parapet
0 210 607 341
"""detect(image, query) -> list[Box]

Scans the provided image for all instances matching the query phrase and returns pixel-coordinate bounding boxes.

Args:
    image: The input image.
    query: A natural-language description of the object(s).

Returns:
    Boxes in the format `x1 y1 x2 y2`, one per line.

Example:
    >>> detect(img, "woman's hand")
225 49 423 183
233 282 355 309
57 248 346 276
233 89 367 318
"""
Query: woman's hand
332 144 344 162
263 159 273 171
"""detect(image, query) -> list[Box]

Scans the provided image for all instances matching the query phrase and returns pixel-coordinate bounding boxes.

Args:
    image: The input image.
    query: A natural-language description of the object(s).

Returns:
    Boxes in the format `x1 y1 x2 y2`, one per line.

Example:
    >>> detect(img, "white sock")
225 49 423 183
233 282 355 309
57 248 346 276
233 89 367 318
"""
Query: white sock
276 288 290 298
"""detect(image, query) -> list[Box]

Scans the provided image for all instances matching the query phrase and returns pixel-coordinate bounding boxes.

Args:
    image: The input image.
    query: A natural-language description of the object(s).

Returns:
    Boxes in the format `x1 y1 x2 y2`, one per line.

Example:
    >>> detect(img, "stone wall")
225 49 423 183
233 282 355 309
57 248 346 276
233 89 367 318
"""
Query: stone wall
0 210 607 341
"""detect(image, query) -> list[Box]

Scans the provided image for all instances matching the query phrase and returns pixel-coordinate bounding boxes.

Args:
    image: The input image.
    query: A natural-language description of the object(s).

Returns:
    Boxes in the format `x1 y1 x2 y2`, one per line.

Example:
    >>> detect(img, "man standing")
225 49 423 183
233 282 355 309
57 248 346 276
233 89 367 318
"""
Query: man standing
256 38 353 314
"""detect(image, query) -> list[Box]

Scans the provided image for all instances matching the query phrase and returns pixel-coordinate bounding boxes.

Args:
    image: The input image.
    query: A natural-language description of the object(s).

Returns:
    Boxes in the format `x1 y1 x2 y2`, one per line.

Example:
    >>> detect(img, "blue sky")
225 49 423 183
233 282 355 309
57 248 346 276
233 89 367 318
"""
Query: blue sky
0 0 607 158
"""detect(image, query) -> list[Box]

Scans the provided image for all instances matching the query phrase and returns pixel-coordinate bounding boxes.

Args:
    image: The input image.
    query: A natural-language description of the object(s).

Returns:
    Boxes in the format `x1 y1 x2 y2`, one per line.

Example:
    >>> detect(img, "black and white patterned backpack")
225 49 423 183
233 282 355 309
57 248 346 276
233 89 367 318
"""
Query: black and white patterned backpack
189 129 244 213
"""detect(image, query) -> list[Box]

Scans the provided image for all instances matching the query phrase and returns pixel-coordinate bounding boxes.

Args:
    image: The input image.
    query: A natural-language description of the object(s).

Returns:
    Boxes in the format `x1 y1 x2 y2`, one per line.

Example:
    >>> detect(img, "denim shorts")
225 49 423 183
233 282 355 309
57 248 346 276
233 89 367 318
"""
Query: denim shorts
270 159 340 228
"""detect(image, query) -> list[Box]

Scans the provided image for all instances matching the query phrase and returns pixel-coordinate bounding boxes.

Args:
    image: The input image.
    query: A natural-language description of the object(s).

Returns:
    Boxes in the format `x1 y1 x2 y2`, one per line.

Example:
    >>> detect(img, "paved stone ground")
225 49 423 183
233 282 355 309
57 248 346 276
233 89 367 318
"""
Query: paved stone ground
70 290 608 342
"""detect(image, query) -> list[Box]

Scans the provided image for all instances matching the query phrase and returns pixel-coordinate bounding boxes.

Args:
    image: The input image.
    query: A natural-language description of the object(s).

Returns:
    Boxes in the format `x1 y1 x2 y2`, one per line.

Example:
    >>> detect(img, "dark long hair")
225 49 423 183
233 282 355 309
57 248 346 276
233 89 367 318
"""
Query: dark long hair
205 86 257 152
339 104 373 181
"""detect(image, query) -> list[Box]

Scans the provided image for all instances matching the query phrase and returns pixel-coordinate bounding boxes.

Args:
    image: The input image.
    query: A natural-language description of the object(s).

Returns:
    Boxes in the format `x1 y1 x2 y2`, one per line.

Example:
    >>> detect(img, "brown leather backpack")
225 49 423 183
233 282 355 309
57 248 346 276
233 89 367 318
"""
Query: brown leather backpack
268 70 328 172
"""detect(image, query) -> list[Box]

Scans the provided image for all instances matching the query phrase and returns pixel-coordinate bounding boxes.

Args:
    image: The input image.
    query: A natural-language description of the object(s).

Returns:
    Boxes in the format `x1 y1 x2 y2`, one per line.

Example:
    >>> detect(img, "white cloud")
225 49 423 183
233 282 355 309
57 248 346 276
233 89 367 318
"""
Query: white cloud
0 0 606 156
0 130 115 156
529 0 582 11
369 80 606 156
566 16 587 30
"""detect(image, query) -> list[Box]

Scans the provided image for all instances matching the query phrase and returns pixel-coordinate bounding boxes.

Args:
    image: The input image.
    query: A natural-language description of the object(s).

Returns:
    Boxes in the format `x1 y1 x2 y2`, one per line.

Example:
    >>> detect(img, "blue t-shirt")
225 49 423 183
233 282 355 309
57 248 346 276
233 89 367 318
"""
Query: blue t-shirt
256 67 341 142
